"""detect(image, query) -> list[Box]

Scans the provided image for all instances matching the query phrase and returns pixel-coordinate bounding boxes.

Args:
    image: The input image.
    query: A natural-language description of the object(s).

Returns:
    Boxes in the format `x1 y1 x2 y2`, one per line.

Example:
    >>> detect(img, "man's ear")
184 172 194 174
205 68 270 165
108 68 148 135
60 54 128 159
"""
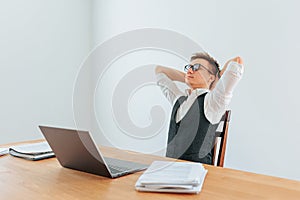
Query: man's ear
207 75 215 88
209 74 216 83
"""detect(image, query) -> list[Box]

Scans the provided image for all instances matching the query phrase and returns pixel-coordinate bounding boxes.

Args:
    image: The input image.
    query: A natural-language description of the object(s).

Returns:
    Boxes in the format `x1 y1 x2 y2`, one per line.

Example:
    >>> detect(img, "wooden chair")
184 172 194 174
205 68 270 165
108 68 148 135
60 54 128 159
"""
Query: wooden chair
213 110 231 167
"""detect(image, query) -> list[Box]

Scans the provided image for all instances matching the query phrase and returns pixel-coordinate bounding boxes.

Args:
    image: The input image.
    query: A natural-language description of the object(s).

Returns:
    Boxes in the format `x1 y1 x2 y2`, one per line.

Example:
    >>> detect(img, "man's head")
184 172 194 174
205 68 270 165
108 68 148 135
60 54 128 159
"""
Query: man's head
184 52 220 90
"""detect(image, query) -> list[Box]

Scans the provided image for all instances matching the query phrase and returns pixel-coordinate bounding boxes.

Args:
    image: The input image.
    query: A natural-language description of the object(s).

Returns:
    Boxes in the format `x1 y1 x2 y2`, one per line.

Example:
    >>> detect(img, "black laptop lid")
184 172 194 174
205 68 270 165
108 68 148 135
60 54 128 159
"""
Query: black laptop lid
39 126 112 178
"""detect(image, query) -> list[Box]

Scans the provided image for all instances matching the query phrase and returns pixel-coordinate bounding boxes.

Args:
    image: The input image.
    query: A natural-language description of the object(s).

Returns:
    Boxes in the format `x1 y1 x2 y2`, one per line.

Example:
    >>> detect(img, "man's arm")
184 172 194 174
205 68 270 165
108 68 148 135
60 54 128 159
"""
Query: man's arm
205 56 244 124
219 56 243 76
155 65 186 82
155 65 185 105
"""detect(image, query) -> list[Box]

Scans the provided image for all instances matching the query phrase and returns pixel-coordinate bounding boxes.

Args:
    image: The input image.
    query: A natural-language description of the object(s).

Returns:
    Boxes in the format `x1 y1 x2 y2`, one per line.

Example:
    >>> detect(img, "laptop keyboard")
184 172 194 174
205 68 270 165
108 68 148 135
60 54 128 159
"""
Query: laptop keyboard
104 157 148 176
108 164 132 174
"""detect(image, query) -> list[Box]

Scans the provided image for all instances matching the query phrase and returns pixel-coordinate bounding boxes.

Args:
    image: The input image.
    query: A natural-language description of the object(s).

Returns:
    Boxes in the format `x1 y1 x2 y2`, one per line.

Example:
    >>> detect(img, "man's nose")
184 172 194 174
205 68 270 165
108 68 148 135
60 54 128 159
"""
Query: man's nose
187 67 194 74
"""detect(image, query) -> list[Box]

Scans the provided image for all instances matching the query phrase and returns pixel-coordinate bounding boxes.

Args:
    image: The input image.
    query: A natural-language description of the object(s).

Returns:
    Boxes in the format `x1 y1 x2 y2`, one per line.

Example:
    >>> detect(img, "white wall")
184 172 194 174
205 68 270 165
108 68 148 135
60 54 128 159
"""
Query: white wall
1 0 300 182
91 0 300 181
0 0 92 144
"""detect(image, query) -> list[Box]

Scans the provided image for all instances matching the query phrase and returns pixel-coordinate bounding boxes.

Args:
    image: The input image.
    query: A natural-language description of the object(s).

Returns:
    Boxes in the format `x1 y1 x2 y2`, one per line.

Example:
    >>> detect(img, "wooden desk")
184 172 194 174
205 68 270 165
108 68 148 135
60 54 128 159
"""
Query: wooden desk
1 140 300 200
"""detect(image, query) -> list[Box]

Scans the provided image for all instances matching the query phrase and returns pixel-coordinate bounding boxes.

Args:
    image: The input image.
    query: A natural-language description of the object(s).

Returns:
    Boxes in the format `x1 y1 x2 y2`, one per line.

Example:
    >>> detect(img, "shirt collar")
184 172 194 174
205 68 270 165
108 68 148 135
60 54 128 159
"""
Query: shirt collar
185 88 210 96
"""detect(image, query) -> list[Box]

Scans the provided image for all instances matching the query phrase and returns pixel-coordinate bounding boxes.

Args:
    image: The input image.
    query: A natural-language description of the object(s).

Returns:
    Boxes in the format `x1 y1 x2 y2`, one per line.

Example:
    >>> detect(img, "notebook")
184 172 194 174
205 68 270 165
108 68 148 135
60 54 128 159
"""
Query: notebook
9 142 55 160
39 126 148 178
0 147 9 156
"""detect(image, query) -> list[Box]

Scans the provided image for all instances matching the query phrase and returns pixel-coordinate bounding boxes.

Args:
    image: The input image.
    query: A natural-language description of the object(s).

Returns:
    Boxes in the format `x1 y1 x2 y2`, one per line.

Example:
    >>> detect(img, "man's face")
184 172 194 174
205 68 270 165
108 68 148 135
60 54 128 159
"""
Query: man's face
184 58 215 90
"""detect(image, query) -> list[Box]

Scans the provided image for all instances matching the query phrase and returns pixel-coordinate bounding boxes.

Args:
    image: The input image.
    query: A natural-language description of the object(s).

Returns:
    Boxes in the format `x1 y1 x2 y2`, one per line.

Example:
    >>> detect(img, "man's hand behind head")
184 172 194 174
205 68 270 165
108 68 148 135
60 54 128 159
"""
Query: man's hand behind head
232 56 243 65
219 56 243 77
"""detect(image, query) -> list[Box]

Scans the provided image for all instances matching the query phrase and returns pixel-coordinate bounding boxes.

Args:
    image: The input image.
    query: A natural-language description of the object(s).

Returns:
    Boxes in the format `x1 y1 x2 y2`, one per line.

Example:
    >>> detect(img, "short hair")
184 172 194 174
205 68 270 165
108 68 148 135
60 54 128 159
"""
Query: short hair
190 52 220 78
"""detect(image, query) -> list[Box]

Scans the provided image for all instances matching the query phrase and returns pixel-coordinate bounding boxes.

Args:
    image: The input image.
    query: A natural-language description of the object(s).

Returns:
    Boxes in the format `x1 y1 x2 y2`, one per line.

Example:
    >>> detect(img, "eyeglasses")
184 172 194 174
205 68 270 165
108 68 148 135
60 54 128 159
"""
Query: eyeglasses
184 63 215 75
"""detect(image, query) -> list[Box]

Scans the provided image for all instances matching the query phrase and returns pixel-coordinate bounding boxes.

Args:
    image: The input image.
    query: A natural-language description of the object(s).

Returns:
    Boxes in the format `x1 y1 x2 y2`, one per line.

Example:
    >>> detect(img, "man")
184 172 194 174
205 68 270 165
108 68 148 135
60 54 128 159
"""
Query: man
155 52 244 165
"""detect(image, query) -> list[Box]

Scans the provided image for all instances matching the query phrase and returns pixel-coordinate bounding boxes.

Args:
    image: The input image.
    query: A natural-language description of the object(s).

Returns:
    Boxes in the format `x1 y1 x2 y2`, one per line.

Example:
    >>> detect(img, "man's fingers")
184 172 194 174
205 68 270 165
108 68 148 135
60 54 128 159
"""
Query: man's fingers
234 56 243 64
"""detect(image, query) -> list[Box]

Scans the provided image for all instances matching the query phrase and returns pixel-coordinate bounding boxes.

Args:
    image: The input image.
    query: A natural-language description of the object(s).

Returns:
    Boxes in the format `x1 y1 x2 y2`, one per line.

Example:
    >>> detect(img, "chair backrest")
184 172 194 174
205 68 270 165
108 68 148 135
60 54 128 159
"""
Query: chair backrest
213 110 231 167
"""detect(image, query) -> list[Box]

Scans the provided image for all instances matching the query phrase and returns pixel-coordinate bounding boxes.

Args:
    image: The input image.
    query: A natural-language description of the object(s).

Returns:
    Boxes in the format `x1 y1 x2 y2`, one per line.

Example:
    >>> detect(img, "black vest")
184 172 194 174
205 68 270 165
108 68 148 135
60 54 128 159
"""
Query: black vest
166 93 220 165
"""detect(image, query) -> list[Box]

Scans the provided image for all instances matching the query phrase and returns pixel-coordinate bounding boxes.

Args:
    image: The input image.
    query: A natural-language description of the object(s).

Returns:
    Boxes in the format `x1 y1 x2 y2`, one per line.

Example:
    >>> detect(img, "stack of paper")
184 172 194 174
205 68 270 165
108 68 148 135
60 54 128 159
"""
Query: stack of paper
9 142 55 161
0 148 9 156
135 161 207 194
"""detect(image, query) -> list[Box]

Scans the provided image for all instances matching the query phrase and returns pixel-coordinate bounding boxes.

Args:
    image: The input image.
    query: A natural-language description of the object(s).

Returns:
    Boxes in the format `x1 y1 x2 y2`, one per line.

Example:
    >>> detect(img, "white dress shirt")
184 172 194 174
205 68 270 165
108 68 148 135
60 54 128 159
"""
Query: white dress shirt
156 61 244 124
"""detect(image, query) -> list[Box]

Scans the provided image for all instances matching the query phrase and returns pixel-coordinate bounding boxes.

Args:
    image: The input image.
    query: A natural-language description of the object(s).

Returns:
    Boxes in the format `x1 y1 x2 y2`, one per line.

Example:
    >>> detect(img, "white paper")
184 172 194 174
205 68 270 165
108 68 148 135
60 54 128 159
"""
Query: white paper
0 147 9 156
144 184 194 190
136 184 203 194
135 161 208 194
9 150 54 160
9 142 52 154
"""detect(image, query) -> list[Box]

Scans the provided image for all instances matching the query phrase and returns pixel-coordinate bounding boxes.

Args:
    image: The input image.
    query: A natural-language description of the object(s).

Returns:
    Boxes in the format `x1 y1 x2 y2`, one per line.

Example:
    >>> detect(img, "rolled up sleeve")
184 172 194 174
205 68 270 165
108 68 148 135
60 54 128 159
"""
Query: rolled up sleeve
205 61 244 124
156 73 185 105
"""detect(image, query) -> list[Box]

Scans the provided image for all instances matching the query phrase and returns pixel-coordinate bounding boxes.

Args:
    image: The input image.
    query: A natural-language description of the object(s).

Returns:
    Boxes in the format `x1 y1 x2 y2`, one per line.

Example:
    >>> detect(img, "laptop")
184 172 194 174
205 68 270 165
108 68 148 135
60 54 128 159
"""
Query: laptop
39 126 148 178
